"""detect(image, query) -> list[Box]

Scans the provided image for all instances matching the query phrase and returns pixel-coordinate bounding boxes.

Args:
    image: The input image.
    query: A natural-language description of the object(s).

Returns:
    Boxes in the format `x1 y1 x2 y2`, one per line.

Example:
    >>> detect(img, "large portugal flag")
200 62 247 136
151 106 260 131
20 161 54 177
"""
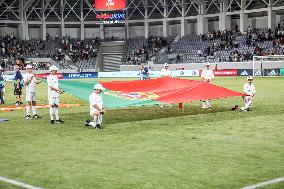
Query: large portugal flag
58 77 242 109
101 77 243 104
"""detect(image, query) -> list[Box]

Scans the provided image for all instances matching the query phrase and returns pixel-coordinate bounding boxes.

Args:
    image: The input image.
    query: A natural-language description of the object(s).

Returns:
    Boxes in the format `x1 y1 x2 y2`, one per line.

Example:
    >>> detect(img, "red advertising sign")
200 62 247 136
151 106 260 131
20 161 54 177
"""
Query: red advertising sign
199 69 238 77
95 0 126 11
35 73 64 79
213 69 237 76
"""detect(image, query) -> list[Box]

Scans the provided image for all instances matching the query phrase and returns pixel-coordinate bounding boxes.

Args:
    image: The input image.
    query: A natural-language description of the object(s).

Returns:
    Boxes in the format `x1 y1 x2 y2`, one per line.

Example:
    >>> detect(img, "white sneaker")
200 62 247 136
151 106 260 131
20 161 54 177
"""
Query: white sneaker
89 122 97 128
202 105 208 109
240 107 247 111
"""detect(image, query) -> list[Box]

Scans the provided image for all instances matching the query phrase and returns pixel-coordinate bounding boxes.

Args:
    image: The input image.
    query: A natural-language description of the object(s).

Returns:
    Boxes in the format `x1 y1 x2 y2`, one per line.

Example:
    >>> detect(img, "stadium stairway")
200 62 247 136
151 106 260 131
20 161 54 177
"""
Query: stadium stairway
103 53 122 71
101 41 124 71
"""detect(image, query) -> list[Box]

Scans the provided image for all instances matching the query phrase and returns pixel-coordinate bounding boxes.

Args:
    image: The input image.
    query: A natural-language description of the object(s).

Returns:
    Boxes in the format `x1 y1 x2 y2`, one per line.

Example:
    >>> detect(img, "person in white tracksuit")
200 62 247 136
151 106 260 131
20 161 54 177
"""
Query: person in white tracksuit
160 63 172 107
160 63 172 77
24 65 42 119
242 76 256 111
201 62 214 108
88 84 105 129
47 65 64 124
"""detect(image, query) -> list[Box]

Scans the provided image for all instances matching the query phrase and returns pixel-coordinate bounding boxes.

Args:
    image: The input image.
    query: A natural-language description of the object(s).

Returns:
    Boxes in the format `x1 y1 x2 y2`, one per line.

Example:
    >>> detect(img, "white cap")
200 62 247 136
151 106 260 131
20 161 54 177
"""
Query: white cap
94 83 105 91
164 63 169 67
205 62 210 66
49 65 59 72
247 76 253 80
26 65 32 69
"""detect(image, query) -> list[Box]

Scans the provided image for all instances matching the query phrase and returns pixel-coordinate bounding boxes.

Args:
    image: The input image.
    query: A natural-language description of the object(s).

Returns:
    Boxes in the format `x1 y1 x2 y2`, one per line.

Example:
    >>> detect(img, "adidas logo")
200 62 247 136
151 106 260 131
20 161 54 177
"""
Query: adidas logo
240 71 248 76
269 70 277 76
254 70 262 76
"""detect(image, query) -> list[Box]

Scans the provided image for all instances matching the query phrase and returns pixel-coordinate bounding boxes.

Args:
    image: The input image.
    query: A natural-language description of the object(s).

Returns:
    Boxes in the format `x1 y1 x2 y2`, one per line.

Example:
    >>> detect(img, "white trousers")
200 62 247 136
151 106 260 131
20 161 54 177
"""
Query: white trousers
244 96 253 109
49 96 60 105
26 92 36 102
90 110 103 125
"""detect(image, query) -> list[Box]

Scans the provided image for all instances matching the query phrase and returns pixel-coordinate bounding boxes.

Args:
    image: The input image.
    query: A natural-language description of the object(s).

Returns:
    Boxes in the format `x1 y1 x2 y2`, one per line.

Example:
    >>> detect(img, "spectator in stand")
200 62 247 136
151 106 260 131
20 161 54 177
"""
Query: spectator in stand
55 33 59 41
148 58 154 70
46 33 50 41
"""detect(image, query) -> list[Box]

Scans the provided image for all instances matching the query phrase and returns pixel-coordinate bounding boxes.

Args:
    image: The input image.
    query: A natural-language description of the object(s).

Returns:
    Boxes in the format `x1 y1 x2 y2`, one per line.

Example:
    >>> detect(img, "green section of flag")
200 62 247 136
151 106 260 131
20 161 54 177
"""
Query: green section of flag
58 80 161 109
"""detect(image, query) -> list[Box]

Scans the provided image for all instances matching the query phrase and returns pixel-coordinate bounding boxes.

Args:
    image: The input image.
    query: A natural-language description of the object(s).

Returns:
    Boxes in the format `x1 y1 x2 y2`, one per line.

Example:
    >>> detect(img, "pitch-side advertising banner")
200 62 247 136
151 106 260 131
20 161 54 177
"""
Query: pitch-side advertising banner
263 68 280 76
3 74 26 81
199 69 237 76
35 73 64 79
64 72 98 79
213 69 238 76
98 70 199 78
280 68 284 76
237 69 253 76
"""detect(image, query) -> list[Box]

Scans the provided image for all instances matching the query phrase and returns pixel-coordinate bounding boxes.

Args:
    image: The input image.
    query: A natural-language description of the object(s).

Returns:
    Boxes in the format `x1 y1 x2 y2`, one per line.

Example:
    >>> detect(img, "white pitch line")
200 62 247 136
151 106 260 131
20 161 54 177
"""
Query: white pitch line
240 177 284 189
0 176 43 189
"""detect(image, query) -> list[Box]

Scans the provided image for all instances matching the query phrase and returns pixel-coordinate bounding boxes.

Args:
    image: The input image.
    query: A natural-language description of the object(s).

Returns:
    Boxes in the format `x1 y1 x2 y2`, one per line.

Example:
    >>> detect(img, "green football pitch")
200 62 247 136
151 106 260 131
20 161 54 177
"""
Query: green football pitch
0 77 284 189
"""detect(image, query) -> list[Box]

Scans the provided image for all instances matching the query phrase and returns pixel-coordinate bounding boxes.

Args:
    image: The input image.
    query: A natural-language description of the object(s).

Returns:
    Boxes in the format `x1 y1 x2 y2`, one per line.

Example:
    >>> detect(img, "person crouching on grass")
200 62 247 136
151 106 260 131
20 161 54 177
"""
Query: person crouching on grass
241 76 256 111
47 65 64 124
24 65 42 119
86 84 105 129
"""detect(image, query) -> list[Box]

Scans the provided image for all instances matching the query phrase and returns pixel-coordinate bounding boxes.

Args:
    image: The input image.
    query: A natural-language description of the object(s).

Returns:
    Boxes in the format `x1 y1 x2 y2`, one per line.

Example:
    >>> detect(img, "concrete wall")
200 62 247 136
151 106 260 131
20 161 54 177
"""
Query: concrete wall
0 27 18 37
129 26 145 38
46 27 60 38
170 24 181 36
188 23 197 35
105 26 125 39
149 24 163 36
85 28 100 38
208 21 219 32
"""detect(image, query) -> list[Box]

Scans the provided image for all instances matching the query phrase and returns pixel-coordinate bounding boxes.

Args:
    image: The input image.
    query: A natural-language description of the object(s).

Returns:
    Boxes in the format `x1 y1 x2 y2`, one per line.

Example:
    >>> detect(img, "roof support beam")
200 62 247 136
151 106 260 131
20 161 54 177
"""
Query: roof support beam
22 0 36 10
0 0 6 8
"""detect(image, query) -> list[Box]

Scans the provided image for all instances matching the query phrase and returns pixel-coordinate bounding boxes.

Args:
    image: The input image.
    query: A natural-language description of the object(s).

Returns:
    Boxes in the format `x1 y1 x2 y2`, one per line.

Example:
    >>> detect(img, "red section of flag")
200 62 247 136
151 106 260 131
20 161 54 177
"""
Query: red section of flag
95 0 126 11
101 77 242 104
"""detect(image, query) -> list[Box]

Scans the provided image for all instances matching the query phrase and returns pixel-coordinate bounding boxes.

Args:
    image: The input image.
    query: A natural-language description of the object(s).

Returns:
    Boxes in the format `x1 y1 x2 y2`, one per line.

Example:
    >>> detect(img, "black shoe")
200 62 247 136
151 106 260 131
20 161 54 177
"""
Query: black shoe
56 119 64 124
51 120 55 124
26 115 32 120
33 115 41 119
95 124 102 129
85 119 91 126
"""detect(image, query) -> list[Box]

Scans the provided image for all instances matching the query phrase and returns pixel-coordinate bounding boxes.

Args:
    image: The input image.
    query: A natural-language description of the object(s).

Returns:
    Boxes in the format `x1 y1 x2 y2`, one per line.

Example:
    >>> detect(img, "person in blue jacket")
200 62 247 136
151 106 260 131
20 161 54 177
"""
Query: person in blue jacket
140 63 149 80
14 64 24 105
0 66 5 104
